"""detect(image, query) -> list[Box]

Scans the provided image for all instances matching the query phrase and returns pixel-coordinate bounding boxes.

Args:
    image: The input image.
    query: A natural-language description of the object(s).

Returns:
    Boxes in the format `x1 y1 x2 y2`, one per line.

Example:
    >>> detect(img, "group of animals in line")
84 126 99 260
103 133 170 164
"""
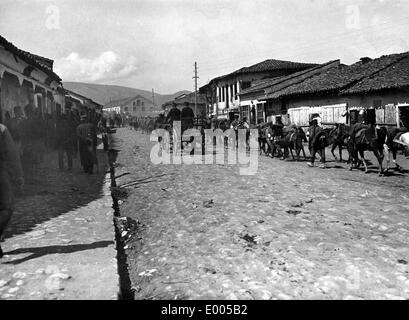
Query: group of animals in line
128 114 409 176
256 121 409 175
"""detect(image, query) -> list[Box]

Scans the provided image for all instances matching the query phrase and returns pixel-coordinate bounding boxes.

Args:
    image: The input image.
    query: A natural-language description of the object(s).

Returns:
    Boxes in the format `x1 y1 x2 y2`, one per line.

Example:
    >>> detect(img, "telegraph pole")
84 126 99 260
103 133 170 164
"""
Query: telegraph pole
151 88 155 108
193 62 199 122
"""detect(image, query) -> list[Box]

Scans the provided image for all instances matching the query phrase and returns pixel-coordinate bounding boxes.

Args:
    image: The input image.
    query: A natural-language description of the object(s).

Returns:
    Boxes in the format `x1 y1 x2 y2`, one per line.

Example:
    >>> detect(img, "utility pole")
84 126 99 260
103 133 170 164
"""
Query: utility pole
193 61 199 123
151 88 155 109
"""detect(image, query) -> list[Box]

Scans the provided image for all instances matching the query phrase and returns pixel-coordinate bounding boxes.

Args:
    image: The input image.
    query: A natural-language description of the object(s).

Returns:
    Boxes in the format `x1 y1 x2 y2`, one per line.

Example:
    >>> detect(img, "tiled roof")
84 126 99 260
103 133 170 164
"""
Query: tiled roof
231 59 319 74
0 35 61 82
162 92 207 107
266 52 409 99
210 59 319 83
65 89 102 107
341 55 409 94
239 60 340 99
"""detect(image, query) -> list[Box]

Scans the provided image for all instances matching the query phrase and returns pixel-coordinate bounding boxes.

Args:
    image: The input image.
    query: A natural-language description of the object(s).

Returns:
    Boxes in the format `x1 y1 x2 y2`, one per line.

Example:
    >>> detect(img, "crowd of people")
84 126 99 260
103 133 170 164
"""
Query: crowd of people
0 104 109 258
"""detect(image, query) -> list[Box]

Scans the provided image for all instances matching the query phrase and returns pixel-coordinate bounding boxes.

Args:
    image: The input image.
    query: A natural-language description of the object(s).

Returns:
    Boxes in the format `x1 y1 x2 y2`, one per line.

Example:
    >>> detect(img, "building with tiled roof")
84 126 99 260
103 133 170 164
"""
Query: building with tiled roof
0 35 61 82
0 34 65 121
103 94 158 117
237 51 409 128
199 58 318 121
237 60 340 124
162 91 207 119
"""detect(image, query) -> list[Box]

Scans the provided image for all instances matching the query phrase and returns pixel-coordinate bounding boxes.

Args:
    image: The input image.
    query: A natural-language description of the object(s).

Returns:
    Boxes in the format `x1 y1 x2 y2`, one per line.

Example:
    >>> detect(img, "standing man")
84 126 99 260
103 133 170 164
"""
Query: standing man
307 117 326 168
0 122 24 258
76 114 97 174
56 114 76 171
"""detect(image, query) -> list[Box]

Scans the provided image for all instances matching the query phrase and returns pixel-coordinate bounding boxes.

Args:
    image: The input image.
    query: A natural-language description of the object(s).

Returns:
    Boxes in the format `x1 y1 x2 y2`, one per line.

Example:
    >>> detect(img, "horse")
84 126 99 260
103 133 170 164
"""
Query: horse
348 125 387 175
266 124 307 161
307 126 333 168
279 126 308 161
264 124 285 158
327 123 351 162
383 128 409 171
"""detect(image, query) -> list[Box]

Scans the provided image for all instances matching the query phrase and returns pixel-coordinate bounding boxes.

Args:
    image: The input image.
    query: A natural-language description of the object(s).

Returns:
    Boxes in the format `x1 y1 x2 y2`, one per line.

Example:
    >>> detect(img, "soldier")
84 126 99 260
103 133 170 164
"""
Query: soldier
0 122 24 258
76 114 97 174
98 116 109 151
307 117 326 168
56 114 76 171
20 104 44 180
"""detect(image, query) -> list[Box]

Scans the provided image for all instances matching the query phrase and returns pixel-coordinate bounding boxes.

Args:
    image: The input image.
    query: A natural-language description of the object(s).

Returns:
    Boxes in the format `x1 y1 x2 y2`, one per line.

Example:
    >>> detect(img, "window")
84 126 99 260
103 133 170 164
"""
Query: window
142 101 145 107
222 86 225 102
137 100 141 106
234 83 238 97
133 106 137 112
124 107 128 112
257 104 264 123
133 101 136 106
218 87 221 103
241 105 250 121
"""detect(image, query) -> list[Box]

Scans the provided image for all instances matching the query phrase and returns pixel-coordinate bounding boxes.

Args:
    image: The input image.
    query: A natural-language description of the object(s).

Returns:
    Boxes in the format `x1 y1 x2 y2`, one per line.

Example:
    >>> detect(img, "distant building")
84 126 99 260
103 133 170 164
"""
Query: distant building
162 92 207 119
64 89 103 120
104 94 157 117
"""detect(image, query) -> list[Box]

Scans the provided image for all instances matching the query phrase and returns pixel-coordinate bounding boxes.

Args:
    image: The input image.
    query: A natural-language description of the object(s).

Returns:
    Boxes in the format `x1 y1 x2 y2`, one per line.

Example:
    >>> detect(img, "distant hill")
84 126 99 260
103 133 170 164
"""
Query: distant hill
63 82 191 107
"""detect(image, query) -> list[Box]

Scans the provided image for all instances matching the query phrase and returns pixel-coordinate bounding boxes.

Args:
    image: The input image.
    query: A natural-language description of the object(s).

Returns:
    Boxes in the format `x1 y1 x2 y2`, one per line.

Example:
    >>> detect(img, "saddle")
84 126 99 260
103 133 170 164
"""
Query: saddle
355 126 377 145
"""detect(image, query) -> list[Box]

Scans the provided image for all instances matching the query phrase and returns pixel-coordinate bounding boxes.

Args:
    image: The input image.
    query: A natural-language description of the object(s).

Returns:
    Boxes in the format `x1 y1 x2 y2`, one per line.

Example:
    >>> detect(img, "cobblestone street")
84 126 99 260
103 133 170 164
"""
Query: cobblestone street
114 127 409 300
0 149 118 300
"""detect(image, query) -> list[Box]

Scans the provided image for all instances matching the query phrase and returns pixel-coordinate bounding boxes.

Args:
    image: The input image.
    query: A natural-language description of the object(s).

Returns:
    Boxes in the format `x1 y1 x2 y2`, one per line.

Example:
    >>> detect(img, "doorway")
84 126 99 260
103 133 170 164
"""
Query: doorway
398 105 409 129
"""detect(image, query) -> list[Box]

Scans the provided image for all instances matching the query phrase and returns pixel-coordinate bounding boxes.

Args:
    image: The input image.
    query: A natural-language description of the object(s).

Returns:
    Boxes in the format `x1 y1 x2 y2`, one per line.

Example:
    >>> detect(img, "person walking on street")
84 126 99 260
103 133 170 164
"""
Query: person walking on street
0 122 24 258
76 114 97 174
307 117 326 168
56 114 76 171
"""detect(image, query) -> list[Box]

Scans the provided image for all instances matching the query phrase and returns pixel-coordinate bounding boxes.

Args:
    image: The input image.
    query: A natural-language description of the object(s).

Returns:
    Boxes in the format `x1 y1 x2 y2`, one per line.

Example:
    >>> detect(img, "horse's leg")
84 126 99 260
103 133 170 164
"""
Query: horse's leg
318 148 326 168
258 140 262 155
359 149 368 173
296 144 301 161
266 141 273 157
392 149 402 171
331 143 337 160
282 146 288 160
338 144 343 162
373 149 384 175
290 146 295 161
302 145 307 161
384 144 391 171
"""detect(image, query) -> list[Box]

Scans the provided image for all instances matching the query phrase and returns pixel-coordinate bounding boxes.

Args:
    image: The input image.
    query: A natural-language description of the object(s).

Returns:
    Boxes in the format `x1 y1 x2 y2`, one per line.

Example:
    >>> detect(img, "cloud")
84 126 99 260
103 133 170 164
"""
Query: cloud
54 51 138 83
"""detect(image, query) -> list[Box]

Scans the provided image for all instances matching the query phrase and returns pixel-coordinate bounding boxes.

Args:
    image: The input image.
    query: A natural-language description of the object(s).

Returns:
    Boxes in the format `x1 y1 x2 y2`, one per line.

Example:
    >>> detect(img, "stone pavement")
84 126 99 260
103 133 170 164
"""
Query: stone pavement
114 127 409 300
0 149 119 300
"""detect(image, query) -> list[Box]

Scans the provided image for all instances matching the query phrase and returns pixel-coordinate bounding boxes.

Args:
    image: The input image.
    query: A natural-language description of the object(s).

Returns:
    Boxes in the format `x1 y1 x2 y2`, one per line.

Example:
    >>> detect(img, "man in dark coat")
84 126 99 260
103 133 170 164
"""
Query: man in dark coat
0 122 24 258
307 118 326 168
76 114 97 174
56 114 76 170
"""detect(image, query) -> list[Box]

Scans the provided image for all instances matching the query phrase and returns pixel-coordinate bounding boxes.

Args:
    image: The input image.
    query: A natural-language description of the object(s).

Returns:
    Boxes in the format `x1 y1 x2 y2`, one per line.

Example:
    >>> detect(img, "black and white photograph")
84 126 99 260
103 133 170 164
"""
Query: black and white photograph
1 0 409 305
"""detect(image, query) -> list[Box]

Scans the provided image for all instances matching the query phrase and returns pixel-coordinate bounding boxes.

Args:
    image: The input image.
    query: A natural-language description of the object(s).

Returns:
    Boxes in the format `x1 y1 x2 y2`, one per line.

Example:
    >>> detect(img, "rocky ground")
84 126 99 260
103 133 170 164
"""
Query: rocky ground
0 149 118 300
114 127 409 300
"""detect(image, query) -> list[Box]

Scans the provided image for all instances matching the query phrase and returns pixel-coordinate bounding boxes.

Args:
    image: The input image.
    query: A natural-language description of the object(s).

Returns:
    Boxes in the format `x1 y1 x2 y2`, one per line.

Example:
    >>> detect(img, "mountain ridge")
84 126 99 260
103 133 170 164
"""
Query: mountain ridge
63 82 191 107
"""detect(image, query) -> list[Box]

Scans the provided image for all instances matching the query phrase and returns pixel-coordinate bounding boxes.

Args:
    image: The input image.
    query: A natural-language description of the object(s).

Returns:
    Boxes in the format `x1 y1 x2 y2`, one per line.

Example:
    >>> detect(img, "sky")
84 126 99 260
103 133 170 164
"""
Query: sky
1 0 409 93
